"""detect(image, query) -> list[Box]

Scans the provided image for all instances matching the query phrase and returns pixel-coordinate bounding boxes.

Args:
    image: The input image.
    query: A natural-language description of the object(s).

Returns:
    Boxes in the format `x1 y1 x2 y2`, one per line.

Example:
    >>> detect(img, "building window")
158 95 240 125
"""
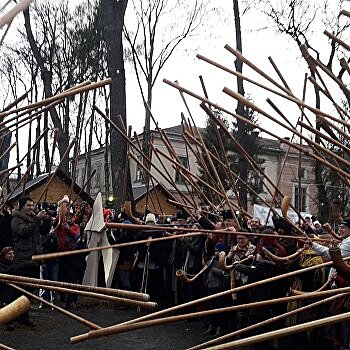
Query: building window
297 167 306 180
294 185 308 212
175 156 189 183
135 156 143 183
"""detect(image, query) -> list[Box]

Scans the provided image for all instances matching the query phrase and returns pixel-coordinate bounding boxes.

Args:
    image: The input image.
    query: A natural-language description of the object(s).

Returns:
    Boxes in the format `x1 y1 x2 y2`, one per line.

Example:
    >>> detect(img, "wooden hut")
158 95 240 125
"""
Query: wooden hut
133 182 180 216
8 169 93 208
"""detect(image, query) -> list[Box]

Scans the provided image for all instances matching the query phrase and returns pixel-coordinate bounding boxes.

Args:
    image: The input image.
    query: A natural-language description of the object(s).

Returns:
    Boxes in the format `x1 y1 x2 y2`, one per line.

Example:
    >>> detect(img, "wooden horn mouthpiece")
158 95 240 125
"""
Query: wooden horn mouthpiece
281 196 291 217
330 247 350 279
218 251 234 271
176 269 191 283
0 296 31 325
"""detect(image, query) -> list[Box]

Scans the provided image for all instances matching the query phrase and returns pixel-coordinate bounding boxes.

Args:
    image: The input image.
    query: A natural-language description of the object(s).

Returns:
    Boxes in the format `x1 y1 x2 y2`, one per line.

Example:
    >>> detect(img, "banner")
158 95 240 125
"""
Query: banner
253 204 306 226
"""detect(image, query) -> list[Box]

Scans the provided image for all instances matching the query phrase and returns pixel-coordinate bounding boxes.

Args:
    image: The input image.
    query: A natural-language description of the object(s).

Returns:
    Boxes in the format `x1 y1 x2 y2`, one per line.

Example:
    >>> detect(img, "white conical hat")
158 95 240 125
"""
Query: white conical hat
84 192 105 233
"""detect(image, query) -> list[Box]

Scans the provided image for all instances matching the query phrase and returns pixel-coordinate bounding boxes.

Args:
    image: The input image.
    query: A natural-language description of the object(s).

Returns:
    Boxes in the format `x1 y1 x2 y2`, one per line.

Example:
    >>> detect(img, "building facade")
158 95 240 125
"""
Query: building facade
74 125 318 216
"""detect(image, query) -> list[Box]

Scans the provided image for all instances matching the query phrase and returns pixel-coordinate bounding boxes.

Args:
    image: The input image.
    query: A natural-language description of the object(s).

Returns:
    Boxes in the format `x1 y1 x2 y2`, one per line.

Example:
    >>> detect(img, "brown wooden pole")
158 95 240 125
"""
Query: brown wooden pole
0 161 35 210
8 283 102 330
0 99 62 130
32 221 329 262
36 138 76 204
223 87 350 170
2 89 31 113
132 131 158 213
154 142 236 210
71 282 350 343
179 126 221 209
3 128 49 184
129 147 197 215
204 310 350 349
0 142 15 164
0 272 149 301
0 79 110 121
2 280 156 309
0 163 22 177
162 79 350 180
198 50 350 131
200 103 286 215
94 105 195 212
0 342 15 350
143 103 196 211
70 169 96 208
158 127 198 208
44 128 59 202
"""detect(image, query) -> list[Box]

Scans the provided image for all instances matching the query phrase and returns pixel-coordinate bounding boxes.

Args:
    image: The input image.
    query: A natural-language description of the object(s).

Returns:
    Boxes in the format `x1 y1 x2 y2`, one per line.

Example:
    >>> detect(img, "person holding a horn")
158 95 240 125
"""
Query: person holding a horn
54 195 81 309
11 195 46 327
308 218 350 259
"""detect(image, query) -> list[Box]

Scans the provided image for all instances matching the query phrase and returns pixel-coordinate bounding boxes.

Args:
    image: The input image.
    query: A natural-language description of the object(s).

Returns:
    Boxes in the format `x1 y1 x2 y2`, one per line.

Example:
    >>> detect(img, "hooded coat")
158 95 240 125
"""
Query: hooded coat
11 209 42 267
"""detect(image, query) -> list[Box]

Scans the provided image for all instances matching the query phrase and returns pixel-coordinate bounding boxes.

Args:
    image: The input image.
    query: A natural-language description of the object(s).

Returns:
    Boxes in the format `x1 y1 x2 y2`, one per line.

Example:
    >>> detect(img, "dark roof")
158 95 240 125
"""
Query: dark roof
8 169 93 205
258 137 281 150
132 182 177 202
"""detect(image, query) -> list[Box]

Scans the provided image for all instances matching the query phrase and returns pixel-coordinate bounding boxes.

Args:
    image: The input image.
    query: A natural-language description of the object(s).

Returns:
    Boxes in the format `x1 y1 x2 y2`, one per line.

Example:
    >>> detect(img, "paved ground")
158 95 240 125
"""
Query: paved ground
0 303 210 350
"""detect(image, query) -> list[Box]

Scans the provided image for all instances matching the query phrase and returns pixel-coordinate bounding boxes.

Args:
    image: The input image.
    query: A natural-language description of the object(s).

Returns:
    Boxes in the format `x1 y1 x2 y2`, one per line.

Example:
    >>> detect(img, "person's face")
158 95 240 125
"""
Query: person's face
250 218 260 228
225 218 236 228
305 217 312 224
22 200 34 216
4 250 14 261
236 235 249 248
339 224 350 238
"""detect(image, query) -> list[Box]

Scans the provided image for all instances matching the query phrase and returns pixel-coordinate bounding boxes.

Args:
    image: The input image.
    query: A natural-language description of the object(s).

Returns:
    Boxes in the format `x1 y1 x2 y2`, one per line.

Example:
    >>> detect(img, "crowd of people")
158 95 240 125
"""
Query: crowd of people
1 194 350 349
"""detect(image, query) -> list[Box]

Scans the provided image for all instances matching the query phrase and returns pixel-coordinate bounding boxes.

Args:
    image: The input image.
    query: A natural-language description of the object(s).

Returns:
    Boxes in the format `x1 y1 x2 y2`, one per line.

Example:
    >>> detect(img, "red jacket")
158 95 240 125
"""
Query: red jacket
54 218 80 252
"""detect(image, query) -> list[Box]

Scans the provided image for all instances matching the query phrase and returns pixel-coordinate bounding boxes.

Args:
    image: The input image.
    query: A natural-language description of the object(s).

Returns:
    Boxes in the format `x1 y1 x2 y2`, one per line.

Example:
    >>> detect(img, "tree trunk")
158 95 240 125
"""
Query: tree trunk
101 0 129 213
233 0 248 210
23 8 69 173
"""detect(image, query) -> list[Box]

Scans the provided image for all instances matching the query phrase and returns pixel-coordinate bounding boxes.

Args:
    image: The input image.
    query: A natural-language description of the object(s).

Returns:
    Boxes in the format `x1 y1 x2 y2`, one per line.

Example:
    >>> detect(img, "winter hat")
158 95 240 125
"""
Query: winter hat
214 242 226 252
145 213 156 224
58 195 69 206
340 218 350 229
0 246 14 262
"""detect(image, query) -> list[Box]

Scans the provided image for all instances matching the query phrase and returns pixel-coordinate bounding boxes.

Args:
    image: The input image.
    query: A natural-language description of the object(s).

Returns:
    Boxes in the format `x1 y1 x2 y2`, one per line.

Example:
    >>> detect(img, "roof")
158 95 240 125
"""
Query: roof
8 169 93 205
132 182 177 202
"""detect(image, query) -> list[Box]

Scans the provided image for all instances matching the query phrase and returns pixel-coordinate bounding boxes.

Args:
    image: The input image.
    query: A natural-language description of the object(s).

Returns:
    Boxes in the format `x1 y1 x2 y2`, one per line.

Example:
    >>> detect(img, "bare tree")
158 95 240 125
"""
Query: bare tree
254 0 350 218
124 0 207 158
100 0 130 212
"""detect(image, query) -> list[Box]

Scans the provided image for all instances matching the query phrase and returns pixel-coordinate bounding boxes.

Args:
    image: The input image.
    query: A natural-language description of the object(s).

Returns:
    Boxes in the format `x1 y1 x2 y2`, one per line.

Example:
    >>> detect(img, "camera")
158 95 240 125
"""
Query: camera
40 202 58 218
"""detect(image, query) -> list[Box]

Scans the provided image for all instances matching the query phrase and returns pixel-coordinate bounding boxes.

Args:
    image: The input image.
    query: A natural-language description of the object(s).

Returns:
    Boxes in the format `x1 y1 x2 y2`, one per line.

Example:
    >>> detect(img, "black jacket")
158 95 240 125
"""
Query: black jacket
11 209 42 267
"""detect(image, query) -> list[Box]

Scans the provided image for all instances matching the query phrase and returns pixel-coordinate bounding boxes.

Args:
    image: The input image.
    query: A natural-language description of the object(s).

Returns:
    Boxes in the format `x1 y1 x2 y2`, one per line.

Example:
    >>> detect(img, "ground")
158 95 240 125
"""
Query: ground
0 302 209 350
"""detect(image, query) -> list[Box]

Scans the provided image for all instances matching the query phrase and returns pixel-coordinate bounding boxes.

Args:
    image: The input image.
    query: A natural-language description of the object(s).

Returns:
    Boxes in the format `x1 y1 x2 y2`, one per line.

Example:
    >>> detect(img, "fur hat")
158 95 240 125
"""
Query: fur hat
58 195 69 206
145 213 156 224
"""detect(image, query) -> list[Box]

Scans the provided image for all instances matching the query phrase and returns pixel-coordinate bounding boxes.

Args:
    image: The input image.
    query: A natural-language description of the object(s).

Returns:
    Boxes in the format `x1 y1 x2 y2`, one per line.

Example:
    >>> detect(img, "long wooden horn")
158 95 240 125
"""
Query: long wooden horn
329 247 350 279
8 283 101 330
0 295 30 325
123 200 138 222
176 270 192 283
280 195 306 236
281 196 291 218
200 310 350 350
176 256 216 283
190 292 346 350
218 252 253 271
260 247 304 265
72 286 350 344
323 223 342 241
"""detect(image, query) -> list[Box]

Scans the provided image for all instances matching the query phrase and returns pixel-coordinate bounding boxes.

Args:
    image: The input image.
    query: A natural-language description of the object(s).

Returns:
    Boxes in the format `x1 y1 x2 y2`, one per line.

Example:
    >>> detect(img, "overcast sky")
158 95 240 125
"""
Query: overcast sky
121 0 349 139
2 0 349 142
